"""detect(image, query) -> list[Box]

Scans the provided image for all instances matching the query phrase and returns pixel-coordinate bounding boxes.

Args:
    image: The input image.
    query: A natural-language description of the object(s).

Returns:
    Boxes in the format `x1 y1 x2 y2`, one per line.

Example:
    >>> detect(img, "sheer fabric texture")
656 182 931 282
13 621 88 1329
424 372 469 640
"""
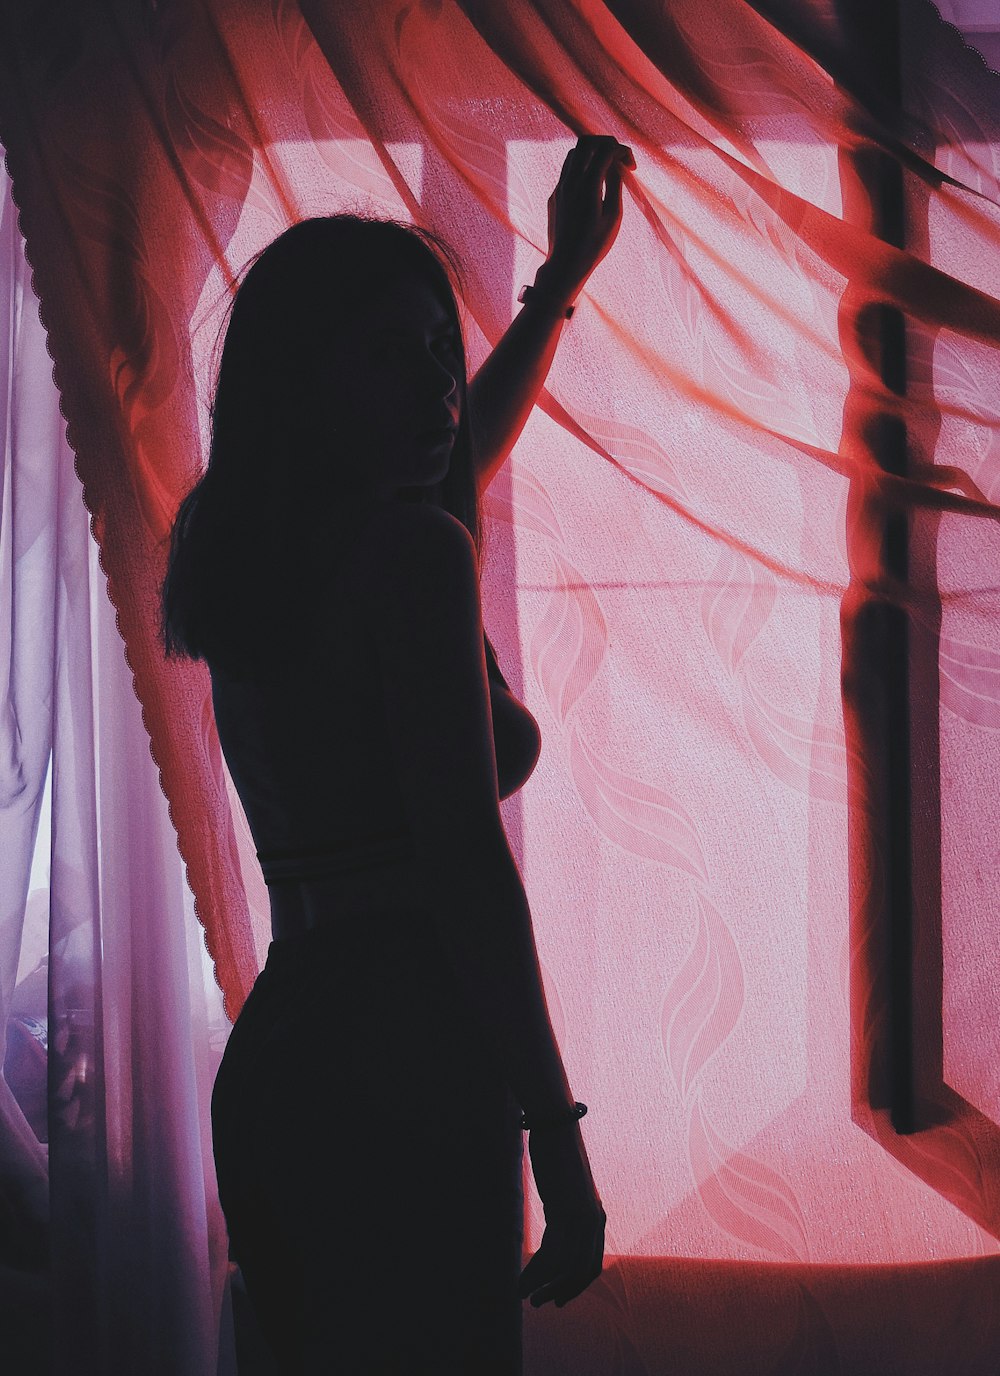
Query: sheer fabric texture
2 2 1000 1372
0 164 235 1373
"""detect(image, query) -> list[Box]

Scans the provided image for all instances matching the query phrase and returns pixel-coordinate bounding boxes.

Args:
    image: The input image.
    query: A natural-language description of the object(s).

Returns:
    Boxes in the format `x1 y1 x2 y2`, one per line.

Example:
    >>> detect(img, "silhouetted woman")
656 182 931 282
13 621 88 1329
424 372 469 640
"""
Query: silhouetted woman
161 134 633 1374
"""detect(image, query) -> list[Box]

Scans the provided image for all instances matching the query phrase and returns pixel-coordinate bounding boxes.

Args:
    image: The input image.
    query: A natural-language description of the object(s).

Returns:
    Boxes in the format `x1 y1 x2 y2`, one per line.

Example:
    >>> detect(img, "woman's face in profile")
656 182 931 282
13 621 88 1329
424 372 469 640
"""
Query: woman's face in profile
323 272 463 500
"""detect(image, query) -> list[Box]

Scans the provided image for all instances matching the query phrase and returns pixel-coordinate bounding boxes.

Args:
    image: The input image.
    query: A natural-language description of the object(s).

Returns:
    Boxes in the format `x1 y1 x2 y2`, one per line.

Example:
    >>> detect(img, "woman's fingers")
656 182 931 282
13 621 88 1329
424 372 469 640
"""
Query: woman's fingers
529 1261 601 1308
543 134 633 279
559 135 633 186
562 139 631 223
518 1216 605 1308
520 1252 572 1305
599 157 624 218
572 134 614 175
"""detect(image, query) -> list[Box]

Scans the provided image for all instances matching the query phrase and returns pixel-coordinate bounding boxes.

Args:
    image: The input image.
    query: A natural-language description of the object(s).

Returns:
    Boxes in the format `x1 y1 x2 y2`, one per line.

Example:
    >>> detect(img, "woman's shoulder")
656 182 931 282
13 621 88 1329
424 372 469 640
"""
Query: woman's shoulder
358 500 470 549
349 502 476 596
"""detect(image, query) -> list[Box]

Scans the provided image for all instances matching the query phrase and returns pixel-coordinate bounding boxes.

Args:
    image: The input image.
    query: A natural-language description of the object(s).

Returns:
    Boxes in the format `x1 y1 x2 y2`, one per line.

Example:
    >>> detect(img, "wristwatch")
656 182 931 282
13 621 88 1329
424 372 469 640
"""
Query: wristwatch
517 283 576 319
521 1100 588 1131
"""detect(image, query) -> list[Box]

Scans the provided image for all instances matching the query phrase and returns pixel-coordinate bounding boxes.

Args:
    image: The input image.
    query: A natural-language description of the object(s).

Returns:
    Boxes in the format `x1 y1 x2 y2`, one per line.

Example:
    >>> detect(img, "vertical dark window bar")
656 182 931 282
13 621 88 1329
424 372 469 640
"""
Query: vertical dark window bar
869 0 914 1135
836 0 916 1134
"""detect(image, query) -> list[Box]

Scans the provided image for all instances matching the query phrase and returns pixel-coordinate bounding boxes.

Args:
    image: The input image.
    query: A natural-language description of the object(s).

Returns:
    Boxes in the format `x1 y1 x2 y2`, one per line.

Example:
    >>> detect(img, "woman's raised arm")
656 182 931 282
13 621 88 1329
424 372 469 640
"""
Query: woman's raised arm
468 135 634 498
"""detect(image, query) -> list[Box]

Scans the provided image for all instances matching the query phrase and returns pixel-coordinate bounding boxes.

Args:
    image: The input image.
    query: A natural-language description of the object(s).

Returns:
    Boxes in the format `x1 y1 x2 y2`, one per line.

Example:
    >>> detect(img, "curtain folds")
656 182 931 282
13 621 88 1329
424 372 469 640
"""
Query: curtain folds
2 0 1000 1370
0 164 235 1375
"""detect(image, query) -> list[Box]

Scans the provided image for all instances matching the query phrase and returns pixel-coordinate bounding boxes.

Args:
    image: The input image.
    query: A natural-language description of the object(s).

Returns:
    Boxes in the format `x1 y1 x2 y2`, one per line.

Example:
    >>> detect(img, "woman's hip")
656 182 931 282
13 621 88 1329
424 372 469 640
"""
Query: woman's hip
212 903 523 1166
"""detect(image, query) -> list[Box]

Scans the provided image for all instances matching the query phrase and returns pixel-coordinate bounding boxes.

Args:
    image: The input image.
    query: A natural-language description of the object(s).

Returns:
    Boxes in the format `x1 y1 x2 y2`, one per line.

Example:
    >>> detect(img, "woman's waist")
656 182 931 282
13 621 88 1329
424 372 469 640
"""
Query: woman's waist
256 828 416 884
257 830 424 940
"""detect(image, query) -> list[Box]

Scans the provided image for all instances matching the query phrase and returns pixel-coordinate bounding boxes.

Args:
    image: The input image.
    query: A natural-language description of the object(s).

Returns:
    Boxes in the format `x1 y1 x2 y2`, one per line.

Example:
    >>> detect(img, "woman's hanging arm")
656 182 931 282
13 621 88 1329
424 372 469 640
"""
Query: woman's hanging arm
467 135 634 499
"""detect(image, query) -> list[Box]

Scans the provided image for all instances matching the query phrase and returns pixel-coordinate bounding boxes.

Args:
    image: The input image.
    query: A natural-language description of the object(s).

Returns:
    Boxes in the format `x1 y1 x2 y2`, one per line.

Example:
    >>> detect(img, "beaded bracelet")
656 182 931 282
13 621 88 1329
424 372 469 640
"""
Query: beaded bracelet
521 1100 588 1131
517 283 576 319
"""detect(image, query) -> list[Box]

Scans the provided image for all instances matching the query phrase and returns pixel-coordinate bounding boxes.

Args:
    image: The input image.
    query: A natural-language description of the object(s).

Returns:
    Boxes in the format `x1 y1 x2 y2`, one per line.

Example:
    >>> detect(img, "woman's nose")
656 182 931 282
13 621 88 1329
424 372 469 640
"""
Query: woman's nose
426 350 458 401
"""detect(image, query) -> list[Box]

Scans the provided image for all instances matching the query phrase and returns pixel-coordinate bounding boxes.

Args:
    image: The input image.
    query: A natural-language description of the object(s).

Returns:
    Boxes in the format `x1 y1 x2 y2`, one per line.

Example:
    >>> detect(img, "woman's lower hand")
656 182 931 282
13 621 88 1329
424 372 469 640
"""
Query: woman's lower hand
517 1204 606 1309
518 1122 606 1308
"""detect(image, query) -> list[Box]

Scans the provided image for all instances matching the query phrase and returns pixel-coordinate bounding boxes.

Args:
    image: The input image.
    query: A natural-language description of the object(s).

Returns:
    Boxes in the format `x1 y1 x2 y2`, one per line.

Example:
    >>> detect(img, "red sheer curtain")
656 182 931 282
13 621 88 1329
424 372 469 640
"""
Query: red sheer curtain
4 1 1000 1369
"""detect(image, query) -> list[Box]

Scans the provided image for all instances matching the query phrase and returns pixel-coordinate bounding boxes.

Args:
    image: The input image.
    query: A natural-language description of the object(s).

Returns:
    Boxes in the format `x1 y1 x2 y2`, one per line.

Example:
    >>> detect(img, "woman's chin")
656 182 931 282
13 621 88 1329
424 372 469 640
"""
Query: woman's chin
410 454 451 486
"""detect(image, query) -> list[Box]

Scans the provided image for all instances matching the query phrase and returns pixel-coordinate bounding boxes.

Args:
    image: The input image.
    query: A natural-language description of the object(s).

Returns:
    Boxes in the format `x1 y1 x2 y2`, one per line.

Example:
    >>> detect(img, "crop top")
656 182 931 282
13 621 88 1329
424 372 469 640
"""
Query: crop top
209 604 542 889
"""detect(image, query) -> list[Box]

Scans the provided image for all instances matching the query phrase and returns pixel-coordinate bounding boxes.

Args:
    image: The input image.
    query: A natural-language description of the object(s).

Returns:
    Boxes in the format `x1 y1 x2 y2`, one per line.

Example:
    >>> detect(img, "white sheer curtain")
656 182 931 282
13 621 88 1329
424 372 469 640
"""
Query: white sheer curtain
0 161 237 1376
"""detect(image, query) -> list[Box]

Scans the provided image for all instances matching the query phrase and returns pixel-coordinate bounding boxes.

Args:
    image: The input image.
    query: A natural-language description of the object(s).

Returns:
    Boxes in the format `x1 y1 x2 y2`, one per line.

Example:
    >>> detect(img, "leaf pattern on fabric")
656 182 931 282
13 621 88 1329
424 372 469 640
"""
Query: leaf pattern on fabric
932 335 1000 418
655 217 821 445
660 894 745 1100
164 75 254 205
271 0 318 74
407 63 537 234
701 546 777 675
483 466 564 544
897 1120 988 1217
740 671 862 805
568 724 708 879
701 328 826 447
59 152 144 260
58 154 181 436
908 64 1000 199
529 548 608 727
689 1096 810 1261
699 550 869 805
693 41 812 122
568 406 688 503
939 630 1000 729
302 69 399 202
657 229 705 363
108 298 178 434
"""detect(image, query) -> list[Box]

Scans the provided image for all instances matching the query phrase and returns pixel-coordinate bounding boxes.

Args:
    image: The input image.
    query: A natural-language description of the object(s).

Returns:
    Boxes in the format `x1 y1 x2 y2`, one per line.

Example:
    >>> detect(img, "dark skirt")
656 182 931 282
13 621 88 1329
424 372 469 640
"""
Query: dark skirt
211 902 525 1375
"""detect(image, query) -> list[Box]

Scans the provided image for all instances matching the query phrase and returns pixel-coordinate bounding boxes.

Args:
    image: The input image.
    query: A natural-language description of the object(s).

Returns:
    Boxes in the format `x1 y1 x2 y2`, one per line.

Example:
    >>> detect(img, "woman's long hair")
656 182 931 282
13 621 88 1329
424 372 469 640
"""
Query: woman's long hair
159 215 483 672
